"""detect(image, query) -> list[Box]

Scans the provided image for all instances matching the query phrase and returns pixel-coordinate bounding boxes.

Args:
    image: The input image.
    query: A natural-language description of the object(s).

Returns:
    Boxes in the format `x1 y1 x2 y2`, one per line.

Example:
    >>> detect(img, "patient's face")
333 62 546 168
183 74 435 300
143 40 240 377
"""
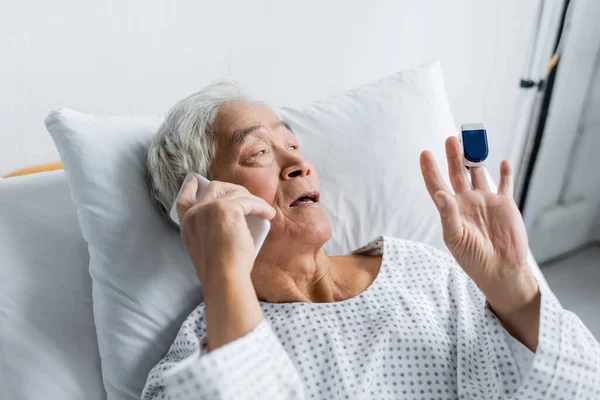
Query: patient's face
210 101 332 246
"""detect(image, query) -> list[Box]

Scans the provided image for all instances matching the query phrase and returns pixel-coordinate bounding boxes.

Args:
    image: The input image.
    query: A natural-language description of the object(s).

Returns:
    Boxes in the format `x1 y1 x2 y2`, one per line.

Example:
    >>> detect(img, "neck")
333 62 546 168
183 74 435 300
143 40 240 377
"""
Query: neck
251 240 341 303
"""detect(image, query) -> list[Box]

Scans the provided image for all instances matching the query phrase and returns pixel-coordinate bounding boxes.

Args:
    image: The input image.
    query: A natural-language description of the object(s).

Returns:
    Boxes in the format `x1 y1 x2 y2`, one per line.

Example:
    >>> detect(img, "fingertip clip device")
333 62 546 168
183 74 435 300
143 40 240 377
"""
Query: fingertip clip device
459 123 489 167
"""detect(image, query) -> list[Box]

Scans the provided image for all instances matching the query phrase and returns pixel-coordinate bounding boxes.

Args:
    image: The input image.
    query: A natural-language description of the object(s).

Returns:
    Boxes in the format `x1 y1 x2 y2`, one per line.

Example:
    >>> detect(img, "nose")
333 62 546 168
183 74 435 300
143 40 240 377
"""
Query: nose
281 157 313 180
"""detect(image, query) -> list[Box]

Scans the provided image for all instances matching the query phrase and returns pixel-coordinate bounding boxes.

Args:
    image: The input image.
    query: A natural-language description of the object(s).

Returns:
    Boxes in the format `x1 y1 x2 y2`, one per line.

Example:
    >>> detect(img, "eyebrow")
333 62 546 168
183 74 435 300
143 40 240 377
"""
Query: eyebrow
231 120 293 146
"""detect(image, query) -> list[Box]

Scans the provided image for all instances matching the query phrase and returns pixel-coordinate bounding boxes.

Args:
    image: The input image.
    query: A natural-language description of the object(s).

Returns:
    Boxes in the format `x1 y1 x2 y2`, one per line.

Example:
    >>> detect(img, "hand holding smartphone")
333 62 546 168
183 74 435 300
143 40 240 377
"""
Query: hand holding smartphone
169 172 271 256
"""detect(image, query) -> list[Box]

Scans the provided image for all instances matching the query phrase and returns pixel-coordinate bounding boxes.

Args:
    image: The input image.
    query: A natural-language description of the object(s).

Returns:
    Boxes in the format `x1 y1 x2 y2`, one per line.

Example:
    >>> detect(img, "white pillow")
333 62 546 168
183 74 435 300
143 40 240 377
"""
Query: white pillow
45 112 202 400
0 171 105 400
278 64 453 254
46 61 547 400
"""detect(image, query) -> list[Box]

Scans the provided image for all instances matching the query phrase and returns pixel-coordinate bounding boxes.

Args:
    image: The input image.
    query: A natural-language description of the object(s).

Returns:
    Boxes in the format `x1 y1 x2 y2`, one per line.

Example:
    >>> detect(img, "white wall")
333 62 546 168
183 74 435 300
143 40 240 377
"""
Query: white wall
587 54 600 245
593 219 600 242
588 68 600 244
1 0 539 177
575 54 600 247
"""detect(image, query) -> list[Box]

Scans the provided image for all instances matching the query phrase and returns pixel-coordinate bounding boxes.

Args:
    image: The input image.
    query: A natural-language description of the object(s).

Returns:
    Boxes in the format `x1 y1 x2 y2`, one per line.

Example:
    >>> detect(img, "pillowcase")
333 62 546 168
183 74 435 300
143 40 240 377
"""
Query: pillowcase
0 170 105 400
46 112 201 400
46 61 547 400
278 64 452 254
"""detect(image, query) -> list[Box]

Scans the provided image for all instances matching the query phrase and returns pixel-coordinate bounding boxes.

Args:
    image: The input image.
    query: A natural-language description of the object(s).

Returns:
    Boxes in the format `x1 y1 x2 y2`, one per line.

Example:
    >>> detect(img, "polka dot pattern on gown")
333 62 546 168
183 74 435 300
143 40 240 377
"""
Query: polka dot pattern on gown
142 236 600 400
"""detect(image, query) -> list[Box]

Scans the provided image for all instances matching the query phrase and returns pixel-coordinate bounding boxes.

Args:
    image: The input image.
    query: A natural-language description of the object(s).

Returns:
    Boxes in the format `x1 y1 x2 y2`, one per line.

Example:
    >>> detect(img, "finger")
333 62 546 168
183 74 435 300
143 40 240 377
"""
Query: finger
433 191 463 246
445 136 470 193
205 182 273 211
176 176 199 218
469 166 490 191
222 196 276 220
200 180 249 204
420 150 452 200
218 190 277 217
498 160 514 197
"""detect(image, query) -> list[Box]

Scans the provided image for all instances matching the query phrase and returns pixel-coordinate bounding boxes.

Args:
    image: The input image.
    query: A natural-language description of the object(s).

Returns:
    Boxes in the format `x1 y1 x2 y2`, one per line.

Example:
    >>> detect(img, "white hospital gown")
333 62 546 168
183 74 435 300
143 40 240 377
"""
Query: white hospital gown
142 236 600 399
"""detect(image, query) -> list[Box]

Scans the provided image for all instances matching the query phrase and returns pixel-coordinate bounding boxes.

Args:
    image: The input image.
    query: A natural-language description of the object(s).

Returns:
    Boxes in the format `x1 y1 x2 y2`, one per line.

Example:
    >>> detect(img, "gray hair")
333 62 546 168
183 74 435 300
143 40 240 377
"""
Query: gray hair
146 80 252 219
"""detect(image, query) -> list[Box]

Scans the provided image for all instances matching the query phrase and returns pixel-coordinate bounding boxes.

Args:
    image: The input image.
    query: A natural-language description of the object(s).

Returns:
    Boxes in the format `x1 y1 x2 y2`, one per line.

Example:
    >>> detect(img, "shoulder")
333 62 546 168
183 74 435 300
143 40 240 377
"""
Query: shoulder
351 235 458 271
370 236 456 264
351 235 453 259
379 236 485 304
375 236 466 284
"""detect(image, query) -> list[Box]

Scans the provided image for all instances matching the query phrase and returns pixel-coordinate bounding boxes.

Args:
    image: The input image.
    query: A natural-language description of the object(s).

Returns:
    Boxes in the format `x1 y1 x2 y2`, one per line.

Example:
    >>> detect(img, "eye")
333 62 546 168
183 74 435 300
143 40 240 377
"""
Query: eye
288 145 298 150
256 149 267 155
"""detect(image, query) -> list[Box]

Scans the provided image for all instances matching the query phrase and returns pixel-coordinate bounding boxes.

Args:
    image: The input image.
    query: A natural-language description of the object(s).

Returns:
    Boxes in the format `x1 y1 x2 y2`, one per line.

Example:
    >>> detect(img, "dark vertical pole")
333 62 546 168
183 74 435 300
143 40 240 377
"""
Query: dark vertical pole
518 0 572 213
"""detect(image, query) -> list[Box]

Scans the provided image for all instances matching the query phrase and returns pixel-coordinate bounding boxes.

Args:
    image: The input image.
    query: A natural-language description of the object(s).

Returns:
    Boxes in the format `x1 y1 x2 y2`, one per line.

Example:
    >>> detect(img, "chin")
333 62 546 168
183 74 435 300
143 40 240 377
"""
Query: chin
306 218 334 246
267 211 333 248
305 207 334 244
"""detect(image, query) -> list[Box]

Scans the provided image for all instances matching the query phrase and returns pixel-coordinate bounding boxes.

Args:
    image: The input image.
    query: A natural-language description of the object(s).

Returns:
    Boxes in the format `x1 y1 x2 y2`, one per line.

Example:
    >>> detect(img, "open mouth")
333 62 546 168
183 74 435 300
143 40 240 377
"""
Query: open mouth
289 191 320 207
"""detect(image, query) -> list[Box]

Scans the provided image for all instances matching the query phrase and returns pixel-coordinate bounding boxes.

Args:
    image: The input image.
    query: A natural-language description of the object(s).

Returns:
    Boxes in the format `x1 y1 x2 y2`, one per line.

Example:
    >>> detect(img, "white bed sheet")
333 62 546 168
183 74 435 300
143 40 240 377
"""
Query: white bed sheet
0 170 105 400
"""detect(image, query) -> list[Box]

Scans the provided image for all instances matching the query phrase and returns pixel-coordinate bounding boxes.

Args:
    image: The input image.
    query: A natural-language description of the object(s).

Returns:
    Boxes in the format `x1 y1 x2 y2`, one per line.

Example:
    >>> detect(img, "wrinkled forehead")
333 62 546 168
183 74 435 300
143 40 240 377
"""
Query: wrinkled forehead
213 100 280 137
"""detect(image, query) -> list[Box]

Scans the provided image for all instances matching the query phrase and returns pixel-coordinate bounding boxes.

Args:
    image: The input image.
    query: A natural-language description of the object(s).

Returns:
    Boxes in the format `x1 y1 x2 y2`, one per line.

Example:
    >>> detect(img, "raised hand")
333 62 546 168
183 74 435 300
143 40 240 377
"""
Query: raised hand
420 136 540 350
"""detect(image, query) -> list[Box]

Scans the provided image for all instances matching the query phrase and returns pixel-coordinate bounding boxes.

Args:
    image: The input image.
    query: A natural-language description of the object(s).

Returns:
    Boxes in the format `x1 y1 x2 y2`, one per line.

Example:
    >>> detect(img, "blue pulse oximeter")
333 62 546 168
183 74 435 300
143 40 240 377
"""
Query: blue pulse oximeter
459 123 489 167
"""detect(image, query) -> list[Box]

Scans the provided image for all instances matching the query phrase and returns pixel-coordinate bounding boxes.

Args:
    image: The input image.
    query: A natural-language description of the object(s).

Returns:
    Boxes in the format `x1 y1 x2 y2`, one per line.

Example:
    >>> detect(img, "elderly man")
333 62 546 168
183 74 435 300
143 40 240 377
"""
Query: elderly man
142 82 599 400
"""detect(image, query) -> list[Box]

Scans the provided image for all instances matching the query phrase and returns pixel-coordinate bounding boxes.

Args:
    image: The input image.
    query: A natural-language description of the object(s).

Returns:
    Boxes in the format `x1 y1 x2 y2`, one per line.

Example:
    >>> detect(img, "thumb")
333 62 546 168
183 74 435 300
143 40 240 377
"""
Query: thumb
433 191 462 244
